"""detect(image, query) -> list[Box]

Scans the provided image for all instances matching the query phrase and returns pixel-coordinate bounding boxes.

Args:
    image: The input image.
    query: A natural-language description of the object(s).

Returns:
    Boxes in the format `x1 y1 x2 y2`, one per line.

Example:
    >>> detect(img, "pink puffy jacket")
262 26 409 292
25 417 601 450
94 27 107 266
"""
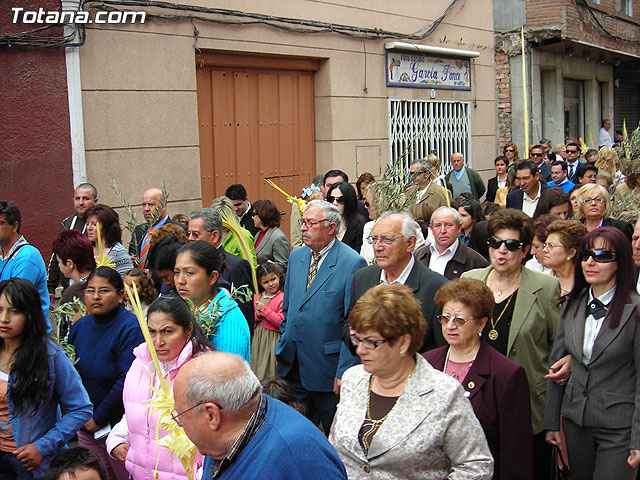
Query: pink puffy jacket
253 290 284 332
122 341 202 480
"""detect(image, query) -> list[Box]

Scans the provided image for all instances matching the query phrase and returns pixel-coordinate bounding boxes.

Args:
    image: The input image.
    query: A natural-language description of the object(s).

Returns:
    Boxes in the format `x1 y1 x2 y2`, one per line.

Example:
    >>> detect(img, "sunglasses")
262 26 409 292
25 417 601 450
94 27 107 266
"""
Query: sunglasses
505 149 515 153
487 236 523 251
327 195 344 204
530 153 544 157
580 249 616 263
566 150 579 154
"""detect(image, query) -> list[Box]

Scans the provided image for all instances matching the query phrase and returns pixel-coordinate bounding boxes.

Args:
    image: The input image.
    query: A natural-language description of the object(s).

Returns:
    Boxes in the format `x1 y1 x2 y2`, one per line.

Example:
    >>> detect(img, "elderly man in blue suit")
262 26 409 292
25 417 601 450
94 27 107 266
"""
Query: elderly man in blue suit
276 200 367 434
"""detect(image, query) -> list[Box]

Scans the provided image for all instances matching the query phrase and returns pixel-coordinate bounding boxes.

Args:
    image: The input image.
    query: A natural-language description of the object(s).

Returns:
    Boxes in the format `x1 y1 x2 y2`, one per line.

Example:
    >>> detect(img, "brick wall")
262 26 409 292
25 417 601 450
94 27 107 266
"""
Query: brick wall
495 50 512 151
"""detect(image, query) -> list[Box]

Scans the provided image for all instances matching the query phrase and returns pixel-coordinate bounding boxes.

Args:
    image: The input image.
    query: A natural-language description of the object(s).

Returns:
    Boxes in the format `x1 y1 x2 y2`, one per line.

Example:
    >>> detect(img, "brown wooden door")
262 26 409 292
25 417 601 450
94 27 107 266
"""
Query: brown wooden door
196 52 319 238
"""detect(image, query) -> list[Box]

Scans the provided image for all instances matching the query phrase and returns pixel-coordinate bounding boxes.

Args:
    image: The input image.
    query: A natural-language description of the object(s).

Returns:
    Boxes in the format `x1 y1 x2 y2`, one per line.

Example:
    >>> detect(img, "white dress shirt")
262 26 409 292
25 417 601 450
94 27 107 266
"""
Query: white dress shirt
599 127 613 148
380 256 414 285
310 238 335 271
522 184 542 217
428 239 459 276
582 286 615 364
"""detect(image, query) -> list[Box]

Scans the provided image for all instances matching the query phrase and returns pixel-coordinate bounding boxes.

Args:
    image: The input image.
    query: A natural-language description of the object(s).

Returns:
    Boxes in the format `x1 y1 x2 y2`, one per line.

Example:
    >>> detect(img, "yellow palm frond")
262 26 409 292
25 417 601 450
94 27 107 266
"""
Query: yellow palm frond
264 178 308 214
95 222 117 270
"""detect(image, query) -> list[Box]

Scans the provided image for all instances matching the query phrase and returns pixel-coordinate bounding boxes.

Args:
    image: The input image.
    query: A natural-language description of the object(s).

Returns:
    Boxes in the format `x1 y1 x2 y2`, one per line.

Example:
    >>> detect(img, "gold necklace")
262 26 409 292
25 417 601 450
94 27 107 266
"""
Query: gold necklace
361 365 414 452
490 270 520 298
488 292 514 341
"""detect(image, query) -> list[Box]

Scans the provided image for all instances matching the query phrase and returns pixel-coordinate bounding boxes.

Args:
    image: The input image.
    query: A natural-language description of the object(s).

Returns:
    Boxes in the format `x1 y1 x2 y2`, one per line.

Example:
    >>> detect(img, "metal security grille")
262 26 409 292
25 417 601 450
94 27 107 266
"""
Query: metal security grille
388 99 472 174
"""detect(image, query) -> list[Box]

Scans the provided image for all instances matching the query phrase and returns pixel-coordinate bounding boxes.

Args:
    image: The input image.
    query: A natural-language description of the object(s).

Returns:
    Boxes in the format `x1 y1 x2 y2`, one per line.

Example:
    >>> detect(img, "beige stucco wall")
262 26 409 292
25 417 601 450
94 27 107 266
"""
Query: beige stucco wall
79 0 496 230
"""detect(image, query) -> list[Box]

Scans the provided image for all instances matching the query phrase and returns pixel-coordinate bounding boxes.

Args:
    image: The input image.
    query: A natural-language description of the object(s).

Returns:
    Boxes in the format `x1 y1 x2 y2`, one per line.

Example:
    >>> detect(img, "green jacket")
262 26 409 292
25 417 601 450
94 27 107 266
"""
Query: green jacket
445 167 486 201
222 227 258 267
462 266 560 434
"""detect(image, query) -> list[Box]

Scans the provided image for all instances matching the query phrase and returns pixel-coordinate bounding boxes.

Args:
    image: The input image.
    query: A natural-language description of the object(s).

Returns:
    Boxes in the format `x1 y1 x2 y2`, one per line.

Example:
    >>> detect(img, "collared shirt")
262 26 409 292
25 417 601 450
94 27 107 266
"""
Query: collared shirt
582 286 615 364
310 238 335 272
237 202 252 223
211 394 268 479
522 184 541 217
453 166 466 181
428 238 459 276
0 235 28 261
599 127 613 148
567 160 580 179
379 256 414 285
416 181 431 203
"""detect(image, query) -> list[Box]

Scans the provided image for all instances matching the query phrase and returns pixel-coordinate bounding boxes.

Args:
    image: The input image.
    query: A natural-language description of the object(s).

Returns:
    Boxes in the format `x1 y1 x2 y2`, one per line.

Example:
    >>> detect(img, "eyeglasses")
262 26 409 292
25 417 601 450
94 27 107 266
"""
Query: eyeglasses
580 249 616 263
327 195 344 204
367 235 402 246
349 334 394 350
436 314 474 326
543 242 564 251
84 288 117 297
581 197 606 205
171 401 221 425
487 236 523 251
566 149 579 154
298 218 328 228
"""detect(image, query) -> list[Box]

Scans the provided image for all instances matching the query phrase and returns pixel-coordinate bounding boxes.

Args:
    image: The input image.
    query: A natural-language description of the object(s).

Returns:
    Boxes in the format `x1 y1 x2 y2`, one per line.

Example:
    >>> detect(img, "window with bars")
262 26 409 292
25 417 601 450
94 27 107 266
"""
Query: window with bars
388 99 472 175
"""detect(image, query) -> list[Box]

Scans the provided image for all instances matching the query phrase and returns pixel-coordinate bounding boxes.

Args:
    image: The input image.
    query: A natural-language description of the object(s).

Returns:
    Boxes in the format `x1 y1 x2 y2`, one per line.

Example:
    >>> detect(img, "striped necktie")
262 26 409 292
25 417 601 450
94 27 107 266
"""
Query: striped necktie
306 252 322 289
138 226 156 268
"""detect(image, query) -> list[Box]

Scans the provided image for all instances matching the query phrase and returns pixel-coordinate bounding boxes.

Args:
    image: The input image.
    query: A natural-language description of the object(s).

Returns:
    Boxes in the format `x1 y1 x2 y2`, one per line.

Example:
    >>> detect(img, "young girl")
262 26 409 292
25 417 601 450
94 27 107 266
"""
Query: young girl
250 262 284 380
0 278 92 479
123 269 158 318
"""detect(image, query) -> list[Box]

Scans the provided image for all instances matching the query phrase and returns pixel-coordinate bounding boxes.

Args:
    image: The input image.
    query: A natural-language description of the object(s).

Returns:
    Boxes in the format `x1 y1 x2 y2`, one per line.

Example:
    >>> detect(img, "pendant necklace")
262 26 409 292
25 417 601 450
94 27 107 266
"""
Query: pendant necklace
488 292 514 341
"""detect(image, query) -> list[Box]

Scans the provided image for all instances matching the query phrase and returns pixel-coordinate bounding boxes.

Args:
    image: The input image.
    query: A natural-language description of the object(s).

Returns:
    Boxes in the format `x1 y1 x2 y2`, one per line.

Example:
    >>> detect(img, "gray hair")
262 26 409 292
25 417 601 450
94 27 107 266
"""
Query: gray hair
378 211 418 241
189 208 222 236
307 199 342 231
430 206 461 226
185 353 262 416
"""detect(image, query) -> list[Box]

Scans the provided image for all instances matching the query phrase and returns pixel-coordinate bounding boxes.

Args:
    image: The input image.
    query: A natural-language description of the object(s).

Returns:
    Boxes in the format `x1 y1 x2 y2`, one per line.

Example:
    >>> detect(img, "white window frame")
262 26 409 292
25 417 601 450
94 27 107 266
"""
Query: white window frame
388 98 472 176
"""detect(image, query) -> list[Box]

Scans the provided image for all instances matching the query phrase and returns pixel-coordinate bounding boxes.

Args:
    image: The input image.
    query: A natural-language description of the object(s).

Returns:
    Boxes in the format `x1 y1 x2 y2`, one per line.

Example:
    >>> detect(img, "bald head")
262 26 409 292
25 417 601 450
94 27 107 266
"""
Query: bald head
142 187 165 222
451 153 465 172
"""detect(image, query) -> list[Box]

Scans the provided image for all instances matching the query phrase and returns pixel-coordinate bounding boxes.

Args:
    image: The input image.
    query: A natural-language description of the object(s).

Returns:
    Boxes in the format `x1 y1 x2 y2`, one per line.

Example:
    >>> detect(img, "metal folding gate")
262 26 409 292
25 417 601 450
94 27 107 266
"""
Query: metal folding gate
388 99 472 174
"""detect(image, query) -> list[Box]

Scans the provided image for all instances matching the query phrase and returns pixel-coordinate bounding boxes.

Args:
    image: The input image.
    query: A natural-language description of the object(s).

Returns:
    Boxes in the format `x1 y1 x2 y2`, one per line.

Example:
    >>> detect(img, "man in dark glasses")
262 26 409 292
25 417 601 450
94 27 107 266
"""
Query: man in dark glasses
564 142 583 183
528 144 551 181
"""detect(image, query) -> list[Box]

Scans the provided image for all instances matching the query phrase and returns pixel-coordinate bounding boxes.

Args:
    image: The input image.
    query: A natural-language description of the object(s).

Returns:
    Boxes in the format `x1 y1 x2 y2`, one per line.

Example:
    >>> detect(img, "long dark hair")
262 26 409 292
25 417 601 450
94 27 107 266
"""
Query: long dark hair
566 227 637 328
0 278 49 414
327 181 363 231
176 241 226 278
146 296 213 355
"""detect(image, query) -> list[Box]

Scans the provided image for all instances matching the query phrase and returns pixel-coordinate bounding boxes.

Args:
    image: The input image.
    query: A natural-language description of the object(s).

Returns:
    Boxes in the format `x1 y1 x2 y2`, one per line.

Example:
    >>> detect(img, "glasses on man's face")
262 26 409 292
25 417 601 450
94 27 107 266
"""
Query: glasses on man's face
349 334 394 350
582 197 605 205
580 249 616 263
566 150 579 154
436 314 474 326
171 401 216 425
84 288 117 297
298 218 328 228
367 235 402 246
487 236 523 251
530 153 544 157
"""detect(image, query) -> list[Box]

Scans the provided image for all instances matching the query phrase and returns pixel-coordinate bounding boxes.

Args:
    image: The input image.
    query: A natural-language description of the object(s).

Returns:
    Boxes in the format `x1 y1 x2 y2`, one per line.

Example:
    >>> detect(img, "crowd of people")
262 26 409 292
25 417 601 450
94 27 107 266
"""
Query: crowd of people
0 134 639 480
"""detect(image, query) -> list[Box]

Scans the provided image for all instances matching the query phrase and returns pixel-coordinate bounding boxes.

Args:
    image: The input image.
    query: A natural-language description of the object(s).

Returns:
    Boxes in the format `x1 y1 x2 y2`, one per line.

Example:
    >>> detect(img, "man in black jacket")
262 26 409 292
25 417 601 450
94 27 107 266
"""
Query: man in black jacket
225 184 259 236
47 183 98 301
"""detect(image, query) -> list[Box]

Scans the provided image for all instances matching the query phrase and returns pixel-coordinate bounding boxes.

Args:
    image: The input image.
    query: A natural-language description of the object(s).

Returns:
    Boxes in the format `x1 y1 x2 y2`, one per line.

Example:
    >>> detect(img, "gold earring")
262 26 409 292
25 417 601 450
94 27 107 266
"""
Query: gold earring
400 351 406 357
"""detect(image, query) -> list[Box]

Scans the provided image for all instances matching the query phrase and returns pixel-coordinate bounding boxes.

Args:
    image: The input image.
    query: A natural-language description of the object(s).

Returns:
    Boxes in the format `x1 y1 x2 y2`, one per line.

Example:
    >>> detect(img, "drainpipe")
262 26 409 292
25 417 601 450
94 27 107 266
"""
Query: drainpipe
62 0 86 186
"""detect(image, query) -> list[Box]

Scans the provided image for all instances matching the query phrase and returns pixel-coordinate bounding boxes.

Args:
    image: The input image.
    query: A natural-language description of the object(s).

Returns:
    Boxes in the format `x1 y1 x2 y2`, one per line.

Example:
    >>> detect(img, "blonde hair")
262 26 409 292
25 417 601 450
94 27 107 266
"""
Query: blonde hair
575 183 611 220
595 146 617 177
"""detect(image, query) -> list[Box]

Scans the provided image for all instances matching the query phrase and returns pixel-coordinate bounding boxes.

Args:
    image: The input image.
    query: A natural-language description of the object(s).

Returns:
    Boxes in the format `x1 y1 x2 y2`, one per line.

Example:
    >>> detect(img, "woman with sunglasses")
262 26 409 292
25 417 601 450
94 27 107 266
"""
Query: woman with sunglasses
503 142 520 164
462 208 561 479
326 182 365 253
424 278 533 480
330 283 493 479
106 296 211 479
545 227 640 479
68 267 145 480
575 184 633 242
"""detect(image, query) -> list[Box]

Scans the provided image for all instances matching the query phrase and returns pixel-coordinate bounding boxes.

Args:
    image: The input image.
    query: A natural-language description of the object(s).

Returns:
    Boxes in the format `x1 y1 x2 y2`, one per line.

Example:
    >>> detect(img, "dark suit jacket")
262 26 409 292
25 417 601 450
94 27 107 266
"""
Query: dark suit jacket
276 241 367 392
341 216 365 254
537 161 551 181
424 342 533 480
340 260 448 372
486 176 499 203
128 217 186 256
413 241 489 280
217 246 256 334
505 183 548 211
544 291 640 448
240 209 259 236
601 217 634 243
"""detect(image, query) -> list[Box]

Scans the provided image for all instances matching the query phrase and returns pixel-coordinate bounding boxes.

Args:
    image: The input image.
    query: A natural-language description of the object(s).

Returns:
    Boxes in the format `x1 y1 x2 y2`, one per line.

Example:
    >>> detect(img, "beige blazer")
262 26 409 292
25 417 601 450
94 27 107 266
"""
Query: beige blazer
544 291 640 448
329 355 493 480
462 266 561 434
408 182 450 221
